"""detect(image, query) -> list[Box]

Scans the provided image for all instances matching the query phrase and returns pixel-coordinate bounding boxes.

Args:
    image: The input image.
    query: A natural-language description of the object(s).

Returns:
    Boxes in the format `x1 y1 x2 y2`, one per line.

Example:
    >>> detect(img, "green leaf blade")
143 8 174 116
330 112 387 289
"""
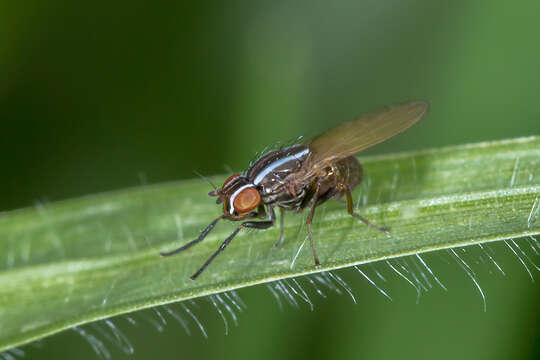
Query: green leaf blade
0 136 539 351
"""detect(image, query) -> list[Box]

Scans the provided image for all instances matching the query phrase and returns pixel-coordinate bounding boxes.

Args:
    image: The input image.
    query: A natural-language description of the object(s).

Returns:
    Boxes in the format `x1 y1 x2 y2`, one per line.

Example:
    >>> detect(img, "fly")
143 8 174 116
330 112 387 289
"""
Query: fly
161 101 429 279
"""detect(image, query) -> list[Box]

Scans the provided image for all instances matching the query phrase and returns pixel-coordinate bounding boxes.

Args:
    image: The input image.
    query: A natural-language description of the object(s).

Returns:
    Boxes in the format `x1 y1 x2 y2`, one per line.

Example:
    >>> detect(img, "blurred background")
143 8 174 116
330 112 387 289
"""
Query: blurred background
1 0 538 359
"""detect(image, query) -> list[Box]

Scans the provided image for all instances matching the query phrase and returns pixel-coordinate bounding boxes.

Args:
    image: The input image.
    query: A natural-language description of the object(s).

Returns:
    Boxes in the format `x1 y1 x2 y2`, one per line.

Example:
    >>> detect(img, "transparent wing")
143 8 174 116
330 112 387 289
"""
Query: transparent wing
304 101 429 172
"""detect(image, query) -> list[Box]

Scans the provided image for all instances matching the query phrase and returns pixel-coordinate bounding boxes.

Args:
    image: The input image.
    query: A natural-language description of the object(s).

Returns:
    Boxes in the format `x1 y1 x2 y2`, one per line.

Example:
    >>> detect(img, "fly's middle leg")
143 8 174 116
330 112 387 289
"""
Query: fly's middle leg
274 207 286 247
306 182 323 267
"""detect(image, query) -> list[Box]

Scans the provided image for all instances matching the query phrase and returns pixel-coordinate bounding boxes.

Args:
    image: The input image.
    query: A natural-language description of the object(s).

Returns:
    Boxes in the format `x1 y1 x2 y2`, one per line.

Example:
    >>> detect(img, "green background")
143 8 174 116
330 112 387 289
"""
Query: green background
1 1 538 359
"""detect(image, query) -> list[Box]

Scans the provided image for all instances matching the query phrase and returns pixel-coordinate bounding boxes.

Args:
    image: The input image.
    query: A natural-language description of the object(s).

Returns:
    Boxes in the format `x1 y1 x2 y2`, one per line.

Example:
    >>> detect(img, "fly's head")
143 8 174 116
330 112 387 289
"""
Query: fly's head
208 174 261 218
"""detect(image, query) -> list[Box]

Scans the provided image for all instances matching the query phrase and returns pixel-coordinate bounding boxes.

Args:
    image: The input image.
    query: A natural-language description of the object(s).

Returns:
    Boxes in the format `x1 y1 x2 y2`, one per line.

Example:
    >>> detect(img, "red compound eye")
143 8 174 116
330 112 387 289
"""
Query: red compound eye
233 187 261 214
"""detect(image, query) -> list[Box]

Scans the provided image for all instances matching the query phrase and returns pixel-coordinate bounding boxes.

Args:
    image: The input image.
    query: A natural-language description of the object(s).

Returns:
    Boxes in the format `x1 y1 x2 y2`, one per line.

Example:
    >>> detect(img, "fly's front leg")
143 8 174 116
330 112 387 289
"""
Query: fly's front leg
339 184 389 232
241 205 276 230
256 204 267 219
161 216 223 257
190 206 276 280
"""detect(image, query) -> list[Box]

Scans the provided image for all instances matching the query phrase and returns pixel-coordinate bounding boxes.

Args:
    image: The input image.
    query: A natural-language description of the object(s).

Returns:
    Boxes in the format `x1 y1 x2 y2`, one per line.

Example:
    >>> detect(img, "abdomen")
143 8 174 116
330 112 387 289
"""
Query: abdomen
334 156 363 192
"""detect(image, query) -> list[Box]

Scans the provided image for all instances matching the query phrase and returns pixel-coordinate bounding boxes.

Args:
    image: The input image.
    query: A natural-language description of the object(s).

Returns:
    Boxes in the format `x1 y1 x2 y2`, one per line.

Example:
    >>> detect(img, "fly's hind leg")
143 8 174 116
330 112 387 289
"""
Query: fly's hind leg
339 184 389 232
